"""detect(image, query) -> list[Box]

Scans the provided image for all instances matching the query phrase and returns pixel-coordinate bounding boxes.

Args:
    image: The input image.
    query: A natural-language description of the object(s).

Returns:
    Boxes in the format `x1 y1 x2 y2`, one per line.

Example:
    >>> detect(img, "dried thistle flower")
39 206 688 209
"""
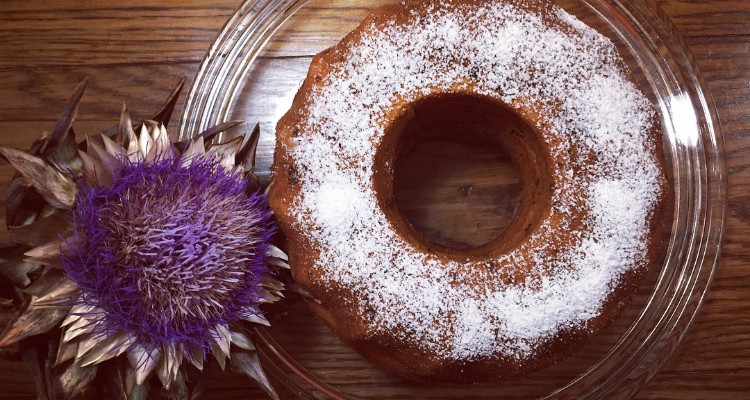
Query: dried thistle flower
0 80 288 400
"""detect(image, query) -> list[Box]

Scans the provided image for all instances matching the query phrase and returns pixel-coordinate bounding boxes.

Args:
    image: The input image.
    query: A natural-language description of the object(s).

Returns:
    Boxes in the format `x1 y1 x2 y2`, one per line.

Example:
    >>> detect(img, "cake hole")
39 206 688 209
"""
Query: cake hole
394 139 520 250
374 93 551 258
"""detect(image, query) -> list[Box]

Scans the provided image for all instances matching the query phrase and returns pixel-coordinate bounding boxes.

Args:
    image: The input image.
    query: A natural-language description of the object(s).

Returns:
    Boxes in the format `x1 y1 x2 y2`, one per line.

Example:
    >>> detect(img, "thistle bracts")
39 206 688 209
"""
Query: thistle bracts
0 80 288 400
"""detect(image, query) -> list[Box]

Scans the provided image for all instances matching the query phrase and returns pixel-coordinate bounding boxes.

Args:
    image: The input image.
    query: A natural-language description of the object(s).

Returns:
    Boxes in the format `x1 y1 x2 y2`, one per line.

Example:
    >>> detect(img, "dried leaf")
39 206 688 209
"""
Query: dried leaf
148 77 185 127
21 339 52 400
9 211 71 247
5 177 35 228
236 123 260 170
61 303 94 327
117 106 140 158
185 366 206 400
47 128 82 177
53 362 97 400
0 147 76 209
197 120 244 146
0 244 38 288
107 358 149 400
267 257 290 269
230 351 280 400
44 79 87 156
165 368 187 400
6 132 52 227
0 301 67 346
156 344 183 388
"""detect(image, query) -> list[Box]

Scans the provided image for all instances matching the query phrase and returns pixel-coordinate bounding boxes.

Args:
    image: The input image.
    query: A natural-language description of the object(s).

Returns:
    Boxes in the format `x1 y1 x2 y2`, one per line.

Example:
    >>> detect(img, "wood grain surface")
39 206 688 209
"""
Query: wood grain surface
0 0 748 399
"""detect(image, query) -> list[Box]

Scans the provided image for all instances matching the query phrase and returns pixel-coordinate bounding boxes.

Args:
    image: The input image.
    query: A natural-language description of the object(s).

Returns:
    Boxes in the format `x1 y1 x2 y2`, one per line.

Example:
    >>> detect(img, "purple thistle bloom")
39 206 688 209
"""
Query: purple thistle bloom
61 156 276 352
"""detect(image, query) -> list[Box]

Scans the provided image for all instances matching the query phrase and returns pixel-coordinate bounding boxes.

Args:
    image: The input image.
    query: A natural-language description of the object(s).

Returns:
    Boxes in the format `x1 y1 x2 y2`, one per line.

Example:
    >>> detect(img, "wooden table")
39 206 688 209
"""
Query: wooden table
0 0 747 398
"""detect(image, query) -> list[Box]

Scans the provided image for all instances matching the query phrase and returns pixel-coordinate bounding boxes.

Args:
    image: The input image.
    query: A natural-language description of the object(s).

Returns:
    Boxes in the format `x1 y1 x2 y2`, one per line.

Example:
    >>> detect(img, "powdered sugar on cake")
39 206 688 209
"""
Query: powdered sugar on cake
285 2 663 359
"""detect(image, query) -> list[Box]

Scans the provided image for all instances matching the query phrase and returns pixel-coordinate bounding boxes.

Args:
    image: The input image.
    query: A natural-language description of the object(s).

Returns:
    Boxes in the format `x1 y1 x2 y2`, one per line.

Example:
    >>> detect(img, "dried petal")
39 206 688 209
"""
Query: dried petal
77 331 133 366
53 362 97 400
211 342 226 371
261 276 284 292
23 267 65 296
266 245 288 261
77 150 100 186
32 278 77 308
152 124 173 158
101 133 125 160
229 328 255 351
230 351 280 400
127 344 161 385
138 125 156 161
0 147 76 209
255 287 281 304
107 358 149 400
207 136 243 171
239 307 270 327
86 138 118 186
24 239 65 268
55 337 78 366
62 313 98 343
54 363 97 399
214 324 231 356
75 334 99 360
179 136 206 166
0 302 67 346
156 344 179 388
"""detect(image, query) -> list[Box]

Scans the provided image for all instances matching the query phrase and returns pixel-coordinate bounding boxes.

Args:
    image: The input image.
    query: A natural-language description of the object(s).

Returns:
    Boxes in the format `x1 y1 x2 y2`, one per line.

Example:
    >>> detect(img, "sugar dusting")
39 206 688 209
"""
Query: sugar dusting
285 1 663 360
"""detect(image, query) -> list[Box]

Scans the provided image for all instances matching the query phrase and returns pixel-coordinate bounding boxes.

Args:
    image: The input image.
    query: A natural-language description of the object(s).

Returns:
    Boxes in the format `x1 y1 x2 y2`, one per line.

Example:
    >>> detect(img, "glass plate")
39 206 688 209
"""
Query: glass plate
178 0 726 398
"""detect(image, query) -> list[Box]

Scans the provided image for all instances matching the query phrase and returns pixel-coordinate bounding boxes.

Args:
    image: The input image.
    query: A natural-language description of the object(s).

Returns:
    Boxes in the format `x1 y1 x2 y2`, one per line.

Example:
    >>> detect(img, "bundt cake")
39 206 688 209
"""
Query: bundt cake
269 0 668 382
